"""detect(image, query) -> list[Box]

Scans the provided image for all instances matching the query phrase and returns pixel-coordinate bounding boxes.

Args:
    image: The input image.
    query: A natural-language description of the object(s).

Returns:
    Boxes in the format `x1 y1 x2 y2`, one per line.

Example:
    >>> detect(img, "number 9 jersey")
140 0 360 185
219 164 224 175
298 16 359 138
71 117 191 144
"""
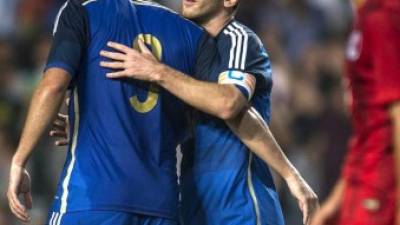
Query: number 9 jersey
45 0 211 220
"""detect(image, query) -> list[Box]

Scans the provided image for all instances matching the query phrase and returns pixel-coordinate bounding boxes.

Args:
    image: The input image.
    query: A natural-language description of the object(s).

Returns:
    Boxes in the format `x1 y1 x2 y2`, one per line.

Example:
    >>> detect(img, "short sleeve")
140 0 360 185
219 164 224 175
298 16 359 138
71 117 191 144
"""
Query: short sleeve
218 22 271 100
45 0 90 78
370 11 400 106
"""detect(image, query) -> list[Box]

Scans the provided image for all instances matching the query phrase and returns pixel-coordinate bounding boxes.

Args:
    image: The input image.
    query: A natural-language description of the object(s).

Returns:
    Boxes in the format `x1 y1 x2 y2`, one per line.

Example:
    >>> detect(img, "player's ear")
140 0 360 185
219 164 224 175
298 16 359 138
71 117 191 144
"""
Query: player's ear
223 0 239 12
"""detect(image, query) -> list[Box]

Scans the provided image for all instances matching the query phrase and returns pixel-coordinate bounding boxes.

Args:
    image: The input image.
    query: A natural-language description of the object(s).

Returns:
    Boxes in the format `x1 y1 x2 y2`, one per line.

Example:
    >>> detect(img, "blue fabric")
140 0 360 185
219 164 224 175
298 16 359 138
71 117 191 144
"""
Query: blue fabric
180 164 285 225
46 211 178 225
180 20 284 225
46 0 207 220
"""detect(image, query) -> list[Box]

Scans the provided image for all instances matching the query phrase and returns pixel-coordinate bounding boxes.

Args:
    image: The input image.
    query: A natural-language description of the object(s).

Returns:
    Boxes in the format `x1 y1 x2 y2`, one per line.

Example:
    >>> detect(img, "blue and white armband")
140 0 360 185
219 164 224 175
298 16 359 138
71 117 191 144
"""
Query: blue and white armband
218 70 256 101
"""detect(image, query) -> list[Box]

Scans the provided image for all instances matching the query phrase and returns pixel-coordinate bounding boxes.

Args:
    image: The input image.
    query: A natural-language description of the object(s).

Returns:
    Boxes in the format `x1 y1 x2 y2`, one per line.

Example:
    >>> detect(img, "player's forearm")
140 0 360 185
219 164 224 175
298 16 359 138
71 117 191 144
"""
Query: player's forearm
12 69 70 167
389 102 400 200
226 107 298 179
325 178 345 208
155 64 247 119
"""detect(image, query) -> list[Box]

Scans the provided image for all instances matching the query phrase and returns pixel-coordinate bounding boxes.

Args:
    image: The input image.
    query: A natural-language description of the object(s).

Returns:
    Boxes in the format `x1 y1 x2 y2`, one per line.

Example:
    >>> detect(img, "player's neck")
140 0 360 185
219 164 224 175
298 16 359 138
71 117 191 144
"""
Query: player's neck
200 12 234 37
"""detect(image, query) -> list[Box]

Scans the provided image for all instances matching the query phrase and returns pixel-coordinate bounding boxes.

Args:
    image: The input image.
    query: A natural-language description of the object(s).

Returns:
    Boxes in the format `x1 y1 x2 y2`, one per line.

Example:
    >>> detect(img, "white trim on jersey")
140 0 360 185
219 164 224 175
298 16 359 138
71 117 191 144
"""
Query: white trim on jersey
53 1 69 36
228 25 243 69
56 213 64 225
60 88 80 214
247 153 262 225
233 22 249 70
82 0 97 6
52 212 59 225
48 212 56 225
223 23 249 70
223 29 237 69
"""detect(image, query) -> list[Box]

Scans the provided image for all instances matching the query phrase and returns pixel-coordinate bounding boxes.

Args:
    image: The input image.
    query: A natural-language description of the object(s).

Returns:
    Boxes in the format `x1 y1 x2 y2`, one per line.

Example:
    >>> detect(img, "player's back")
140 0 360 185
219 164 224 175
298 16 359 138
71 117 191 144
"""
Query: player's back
46 0 205 220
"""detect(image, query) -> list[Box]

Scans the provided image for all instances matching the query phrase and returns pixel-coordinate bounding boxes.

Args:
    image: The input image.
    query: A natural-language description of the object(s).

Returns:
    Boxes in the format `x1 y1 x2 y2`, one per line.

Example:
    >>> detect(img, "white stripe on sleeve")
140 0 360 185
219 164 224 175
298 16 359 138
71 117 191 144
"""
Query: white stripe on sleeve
233 22 249 70
223 29 237 69
53 1 69 36
228 25 243 69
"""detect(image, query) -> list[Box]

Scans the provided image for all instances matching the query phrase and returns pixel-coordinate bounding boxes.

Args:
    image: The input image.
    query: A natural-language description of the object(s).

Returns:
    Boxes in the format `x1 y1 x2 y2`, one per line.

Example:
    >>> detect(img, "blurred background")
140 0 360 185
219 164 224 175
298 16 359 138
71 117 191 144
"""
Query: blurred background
0 0 353 224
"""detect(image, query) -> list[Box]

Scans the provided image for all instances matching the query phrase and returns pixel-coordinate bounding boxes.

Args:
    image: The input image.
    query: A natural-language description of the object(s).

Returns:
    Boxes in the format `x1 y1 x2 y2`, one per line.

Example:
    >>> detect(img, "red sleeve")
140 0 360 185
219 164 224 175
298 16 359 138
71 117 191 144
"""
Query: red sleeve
370 10 400 106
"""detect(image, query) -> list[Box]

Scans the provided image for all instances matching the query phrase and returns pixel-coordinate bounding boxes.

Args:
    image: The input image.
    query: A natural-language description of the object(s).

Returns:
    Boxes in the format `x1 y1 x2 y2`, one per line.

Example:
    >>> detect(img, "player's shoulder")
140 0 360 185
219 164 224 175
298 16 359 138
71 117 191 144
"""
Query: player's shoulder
132 1 196 24
217 20 267 62
66 0 98 7
217 20 268 70
219 20 264 51
132 0 179 14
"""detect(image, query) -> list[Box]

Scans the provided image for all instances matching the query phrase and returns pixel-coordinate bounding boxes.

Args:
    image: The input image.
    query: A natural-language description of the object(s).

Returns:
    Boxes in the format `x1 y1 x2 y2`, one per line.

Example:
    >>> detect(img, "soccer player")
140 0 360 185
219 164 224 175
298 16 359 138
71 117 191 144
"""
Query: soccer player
6 0 217 224
311 0 400 224
99 0 319 225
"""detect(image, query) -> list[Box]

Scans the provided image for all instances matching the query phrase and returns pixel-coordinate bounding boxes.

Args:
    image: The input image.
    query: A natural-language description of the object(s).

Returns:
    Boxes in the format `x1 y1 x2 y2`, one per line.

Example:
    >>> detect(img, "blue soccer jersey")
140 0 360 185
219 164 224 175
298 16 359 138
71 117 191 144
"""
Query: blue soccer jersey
181 20 285 225
45 0 208 221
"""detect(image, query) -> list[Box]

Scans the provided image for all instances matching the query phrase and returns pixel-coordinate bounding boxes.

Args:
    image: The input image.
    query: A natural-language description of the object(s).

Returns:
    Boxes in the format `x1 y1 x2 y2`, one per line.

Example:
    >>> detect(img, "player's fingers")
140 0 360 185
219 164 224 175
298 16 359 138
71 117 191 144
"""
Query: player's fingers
53 120 66 129
57 113 68 121
299 200 308 225
51 125 66 133
9 200 28 222
306 197 319 225
10 192 26 214
55 140 69 146
107 42 132 54
106 71 127 78
100 61 125 69
138 39 152 55
308 199 319 225
23 192 33 209
100 50 126 61
9 193 29 221
65 97 70 106
49 130 67 138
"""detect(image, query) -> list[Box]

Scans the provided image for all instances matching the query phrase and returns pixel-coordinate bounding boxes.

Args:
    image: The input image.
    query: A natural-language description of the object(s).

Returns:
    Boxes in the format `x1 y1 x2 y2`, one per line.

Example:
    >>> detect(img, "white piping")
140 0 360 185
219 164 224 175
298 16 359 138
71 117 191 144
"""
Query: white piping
247 153 261 225
53 1 69 35
52 213 59 225
48 212 55 225
82 0 97 6
223 29 237 69
56 213 64 225
60 88 80 213
232 22 249 70
228 25 243 69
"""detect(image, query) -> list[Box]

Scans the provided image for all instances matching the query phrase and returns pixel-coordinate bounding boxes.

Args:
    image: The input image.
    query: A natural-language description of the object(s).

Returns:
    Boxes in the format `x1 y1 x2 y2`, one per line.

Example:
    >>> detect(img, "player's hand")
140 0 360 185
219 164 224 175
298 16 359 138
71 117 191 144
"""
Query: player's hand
100 40 163 82
49 113 69 146
7 163 32 222
285 174 319 225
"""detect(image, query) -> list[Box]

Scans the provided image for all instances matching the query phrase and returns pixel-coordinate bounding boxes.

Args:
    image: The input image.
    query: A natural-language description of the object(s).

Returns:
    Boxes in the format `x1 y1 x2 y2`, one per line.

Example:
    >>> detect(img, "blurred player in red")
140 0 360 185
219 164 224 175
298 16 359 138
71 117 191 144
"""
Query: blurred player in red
311 0 400 224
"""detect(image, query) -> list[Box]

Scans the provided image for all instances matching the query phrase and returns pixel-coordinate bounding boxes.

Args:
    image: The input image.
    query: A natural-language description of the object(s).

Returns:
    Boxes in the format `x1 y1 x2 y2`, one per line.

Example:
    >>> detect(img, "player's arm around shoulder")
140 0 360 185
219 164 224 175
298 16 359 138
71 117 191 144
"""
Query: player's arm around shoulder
100 39 250 120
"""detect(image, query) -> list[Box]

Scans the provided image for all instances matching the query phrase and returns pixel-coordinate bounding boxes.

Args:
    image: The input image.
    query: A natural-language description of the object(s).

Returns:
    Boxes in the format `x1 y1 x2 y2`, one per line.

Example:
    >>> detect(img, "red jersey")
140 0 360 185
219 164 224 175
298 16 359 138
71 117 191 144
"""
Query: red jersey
343 0 400 190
